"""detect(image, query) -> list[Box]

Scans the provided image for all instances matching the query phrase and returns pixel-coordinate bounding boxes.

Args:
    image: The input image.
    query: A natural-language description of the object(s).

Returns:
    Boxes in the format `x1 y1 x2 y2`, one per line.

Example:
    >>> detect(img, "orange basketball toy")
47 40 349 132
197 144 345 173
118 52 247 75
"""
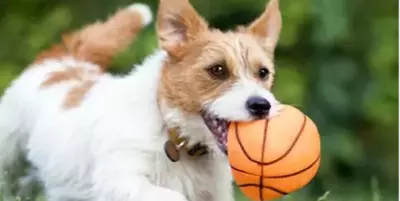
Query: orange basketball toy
228 105 320 201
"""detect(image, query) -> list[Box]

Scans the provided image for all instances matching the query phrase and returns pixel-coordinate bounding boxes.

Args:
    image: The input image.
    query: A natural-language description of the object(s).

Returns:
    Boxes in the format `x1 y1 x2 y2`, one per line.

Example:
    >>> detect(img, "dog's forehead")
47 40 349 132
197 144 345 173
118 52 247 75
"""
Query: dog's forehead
202 31 275 74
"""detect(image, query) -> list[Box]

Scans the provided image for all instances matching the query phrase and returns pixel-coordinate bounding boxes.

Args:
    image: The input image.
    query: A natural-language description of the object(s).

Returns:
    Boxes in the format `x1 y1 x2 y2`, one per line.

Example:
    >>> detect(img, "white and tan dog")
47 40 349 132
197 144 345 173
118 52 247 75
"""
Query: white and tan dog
0 0 282 200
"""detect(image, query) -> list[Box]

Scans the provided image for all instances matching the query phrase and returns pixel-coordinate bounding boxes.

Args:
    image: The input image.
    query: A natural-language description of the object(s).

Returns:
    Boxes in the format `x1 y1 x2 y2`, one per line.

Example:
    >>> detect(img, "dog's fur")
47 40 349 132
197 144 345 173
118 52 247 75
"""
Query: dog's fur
0 0 282 200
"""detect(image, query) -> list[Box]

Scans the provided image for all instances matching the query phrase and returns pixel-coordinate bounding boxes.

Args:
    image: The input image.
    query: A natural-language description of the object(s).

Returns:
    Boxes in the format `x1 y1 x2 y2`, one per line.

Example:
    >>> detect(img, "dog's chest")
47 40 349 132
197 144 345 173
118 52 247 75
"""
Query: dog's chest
153 154 229 201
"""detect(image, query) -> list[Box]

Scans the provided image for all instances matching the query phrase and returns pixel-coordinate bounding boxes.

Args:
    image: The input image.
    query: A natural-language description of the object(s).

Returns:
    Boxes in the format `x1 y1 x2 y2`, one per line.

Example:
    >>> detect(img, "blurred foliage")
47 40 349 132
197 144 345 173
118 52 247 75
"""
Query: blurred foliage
0 0 398 200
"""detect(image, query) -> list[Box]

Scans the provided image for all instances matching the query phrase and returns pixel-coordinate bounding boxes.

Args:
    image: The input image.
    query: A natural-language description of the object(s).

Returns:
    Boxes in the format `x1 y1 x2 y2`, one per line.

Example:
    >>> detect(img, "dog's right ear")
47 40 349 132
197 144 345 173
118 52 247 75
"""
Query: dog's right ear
247 0 282 51
157 0 208 58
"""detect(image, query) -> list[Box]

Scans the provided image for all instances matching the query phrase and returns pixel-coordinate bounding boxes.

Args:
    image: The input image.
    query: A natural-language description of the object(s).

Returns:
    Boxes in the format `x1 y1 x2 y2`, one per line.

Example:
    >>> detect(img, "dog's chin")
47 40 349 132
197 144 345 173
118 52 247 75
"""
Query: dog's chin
201 111 229 155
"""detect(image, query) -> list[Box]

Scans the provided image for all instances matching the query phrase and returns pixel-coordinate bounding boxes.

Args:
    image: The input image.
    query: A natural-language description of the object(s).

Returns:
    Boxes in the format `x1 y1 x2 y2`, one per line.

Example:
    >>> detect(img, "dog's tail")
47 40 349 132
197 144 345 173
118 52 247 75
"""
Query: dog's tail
35 3 153 70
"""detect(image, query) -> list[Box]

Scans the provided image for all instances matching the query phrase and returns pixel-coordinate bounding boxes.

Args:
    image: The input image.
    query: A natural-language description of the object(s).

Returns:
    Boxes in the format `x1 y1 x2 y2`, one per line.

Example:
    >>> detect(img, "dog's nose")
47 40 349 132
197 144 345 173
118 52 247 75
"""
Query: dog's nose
246 96 271 117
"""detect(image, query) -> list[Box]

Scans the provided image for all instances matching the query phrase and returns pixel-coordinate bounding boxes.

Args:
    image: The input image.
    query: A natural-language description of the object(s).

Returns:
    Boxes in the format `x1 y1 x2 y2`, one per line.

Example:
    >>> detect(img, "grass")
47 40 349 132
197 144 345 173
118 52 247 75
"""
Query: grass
234 189 332 201
233 177 397 201
317 191 330 201
0 177 397 201
0 190 396 201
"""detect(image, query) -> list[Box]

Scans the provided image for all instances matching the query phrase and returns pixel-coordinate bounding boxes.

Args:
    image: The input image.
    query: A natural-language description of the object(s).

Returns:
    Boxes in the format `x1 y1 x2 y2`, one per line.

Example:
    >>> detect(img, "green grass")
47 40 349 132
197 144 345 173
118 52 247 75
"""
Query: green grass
1 178 397 201
0 190 396 201
233 177 398 201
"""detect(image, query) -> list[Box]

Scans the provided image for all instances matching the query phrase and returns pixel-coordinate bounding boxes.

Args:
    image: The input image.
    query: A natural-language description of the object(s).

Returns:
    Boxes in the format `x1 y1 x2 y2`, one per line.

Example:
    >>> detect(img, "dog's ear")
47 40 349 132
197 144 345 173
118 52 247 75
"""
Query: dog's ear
247 0 282 51
157 0 208 57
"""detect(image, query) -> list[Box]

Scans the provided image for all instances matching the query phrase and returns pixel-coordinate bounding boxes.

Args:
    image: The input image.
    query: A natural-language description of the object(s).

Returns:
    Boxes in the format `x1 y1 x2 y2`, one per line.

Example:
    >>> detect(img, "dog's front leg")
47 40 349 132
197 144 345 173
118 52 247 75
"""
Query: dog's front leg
91 136 188 201
210 161 235 201
92 156 188 201
211 180 235 201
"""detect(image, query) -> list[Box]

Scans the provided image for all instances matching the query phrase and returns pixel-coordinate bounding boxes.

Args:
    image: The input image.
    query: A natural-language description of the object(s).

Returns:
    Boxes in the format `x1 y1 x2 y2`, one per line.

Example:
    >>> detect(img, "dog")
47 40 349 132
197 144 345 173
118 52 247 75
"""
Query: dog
0 0 282 200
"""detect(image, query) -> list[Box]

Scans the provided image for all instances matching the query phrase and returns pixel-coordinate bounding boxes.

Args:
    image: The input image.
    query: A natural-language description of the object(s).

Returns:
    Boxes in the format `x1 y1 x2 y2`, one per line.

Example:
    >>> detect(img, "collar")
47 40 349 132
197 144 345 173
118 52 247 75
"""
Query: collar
164 128 208 162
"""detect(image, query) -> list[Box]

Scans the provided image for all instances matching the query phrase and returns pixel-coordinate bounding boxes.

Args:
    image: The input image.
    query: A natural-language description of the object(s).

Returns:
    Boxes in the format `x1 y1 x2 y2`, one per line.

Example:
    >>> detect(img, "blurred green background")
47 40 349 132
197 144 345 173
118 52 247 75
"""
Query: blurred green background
0 0 398 200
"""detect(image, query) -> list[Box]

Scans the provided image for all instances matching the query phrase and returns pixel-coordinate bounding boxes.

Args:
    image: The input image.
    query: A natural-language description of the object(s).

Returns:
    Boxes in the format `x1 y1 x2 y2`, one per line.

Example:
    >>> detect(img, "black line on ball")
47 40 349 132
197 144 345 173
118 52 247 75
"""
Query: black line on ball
235 122 256 163
264 155 320 179
230 155 320 178
259 119 269 201
237 184 288 195
235 115 307 166
263 115 307 165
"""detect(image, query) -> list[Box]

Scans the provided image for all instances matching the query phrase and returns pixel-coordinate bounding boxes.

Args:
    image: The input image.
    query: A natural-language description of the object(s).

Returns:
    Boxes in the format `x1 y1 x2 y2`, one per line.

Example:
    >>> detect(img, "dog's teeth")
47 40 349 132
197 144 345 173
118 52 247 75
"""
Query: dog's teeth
217 126 223 133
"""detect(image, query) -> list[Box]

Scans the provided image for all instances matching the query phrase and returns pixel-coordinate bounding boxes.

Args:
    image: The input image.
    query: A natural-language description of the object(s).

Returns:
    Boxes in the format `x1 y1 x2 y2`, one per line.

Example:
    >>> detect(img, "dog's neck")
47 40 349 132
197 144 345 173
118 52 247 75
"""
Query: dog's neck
124 49 212 159
158 98 213 158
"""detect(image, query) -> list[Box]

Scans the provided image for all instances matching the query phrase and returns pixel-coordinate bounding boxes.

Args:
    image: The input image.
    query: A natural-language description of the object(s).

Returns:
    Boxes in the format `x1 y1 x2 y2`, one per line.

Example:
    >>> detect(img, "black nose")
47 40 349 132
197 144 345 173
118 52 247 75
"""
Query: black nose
246 96 271 117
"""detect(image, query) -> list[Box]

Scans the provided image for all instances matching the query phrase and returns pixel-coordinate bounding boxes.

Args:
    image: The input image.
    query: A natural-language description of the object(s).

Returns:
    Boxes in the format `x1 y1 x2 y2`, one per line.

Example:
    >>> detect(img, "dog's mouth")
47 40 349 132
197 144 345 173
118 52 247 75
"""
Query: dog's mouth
201 112 229 155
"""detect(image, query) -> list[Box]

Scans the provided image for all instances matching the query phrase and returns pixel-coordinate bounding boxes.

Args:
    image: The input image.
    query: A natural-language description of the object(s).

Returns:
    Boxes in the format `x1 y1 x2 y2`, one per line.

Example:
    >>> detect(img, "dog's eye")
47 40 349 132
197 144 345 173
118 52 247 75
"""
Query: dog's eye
258 67 269 80
207 64 229 80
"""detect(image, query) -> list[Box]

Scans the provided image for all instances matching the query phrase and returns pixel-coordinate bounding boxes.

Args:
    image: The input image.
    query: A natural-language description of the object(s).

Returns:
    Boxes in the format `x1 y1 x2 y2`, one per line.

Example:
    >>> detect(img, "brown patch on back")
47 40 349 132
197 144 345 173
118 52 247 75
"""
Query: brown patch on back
40 67 100 88
40 66 99 110
63 80 96 109
41 68 83 88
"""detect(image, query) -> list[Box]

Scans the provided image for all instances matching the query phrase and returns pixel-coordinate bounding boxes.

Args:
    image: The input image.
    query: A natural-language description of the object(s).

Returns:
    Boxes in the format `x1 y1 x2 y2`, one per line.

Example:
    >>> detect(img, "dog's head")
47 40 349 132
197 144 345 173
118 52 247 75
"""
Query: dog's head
157 0 282 154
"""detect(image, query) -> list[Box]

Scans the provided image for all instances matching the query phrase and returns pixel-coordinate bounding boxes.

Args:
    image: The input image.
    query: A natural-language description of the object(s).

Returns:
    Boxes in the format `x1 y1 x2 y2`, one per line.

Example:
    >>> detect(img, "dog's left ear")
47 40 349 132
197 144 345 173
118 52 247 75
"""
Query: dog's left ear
247 0 282 51
157 0 208 58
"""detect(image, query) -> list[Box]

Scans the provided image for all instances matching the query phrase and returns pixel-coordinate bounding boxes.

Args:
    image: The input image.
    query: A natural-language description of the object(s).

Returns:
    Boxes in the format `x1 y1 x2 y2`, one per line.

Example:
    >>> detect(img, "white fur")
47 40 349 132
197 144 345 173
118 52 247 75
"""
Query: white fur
128 3 153 26
0 50 233 201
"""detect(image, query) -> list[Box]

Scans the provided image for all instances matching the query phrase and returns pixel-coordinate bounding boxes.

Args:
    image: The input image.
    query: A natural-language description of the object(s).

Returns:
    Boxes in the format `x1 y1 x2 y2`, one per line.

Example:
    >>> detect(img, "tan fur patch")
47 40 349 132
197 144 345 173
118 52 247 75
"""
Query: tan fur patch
63 80 96 109
40 66 99 109
41 68 83 88
40 67 100 88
